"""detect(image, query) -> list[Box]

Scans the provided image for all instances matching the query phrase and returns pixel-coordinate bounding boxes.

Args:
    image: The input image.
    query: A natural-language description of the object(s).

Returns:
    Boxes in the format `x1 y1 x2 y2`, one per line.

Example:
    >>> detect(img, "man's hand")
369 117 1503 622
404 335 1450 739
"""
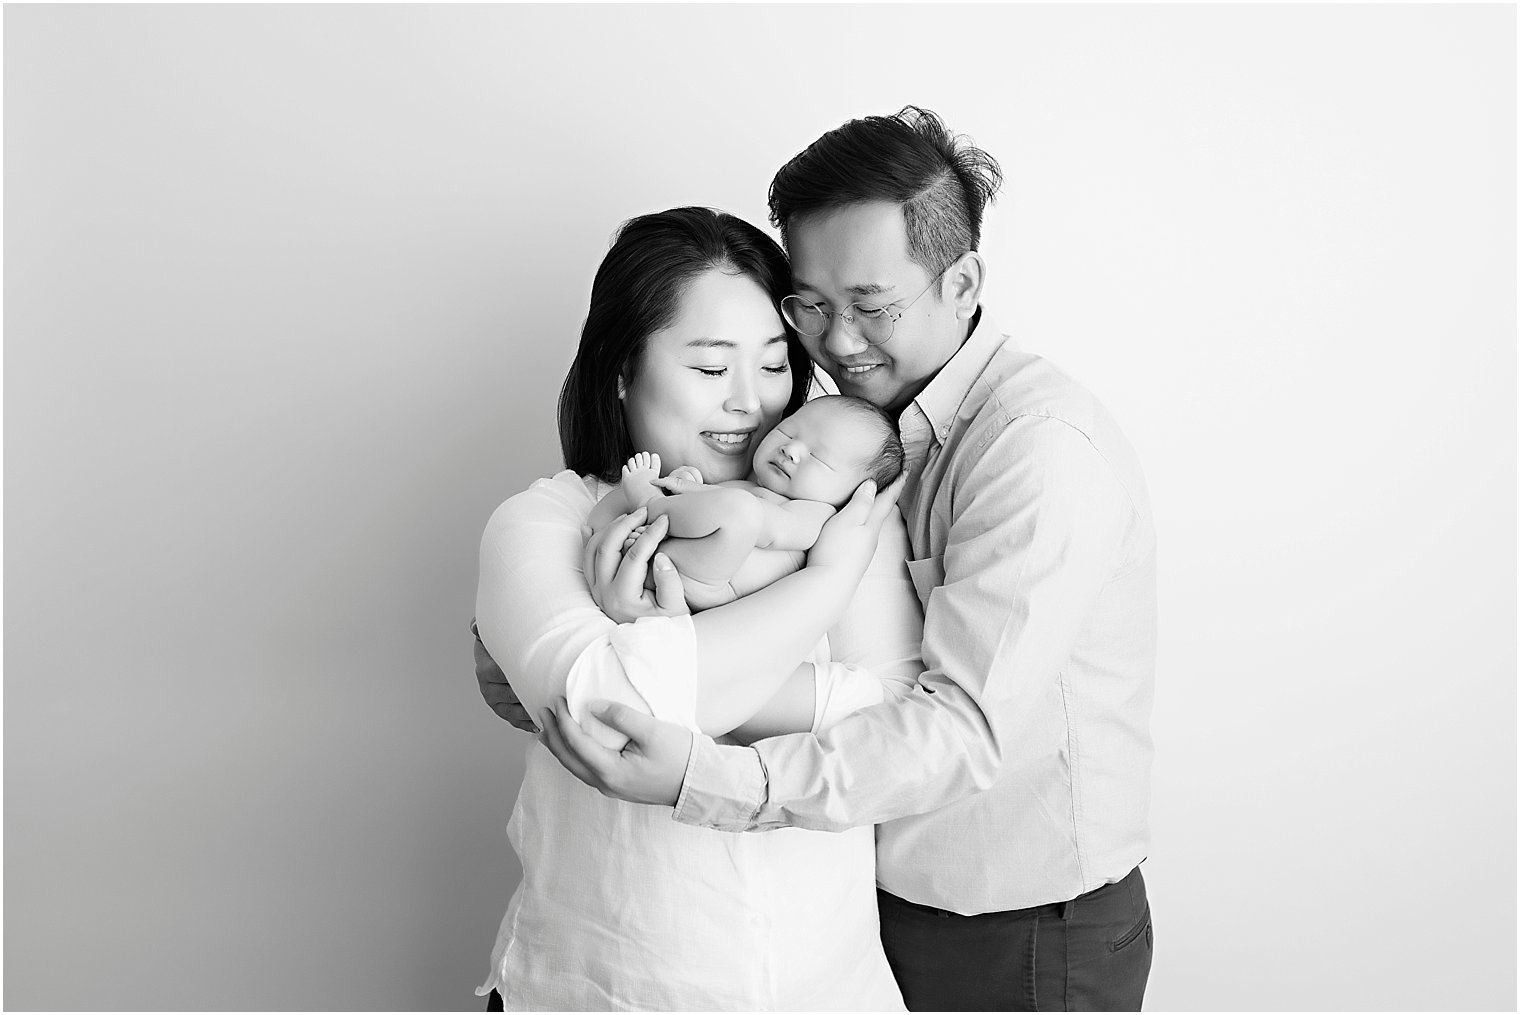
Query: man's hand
581 508 689 624
538 697 691 807
472 622 539 733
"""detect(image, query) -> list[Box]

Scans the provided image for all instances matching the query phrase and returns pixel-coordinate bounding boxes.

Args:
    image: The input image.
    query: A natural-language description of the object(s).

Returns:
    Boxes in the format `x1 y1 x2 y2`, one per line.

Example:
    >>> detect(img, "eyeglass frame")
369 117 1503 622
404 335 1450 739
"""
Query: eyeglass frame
780 264 952 346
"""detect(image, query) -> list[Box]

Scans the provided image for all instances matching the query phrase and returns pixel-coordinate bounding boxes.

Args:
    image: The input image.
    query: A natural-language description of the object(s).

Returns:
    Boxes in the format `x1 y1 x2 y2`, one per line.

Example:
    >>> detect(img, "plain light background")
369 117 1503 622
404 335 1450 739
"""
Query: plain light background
4 4 1514 1011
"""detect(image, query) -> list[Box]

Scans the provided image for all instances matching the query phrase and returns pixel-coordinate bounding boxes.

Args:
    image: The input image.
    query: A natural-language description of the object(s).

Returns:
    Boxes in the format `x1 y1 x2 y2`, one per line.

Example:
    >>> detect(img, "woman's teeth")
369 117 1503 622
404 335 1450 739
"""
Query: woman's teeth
705 432 747 444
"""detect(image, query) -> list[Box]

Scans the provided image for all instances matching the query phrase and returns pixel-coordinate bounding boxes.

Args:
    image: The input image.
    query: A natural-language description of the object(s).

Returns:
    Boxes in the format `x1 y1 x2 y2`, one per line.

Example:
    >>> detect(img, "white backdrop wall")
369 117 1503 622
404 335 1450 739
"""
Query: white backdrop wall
4 4 1513 1011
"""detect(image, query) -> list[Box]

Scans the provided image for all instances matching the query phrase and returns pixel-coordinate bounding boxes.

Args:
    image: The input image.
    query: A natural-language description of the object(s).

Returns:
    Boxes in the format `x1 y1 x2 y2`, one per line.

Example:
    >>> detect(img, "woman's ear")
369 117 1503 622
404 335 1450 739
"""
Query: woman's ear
617 375 627 400
945 251 987 321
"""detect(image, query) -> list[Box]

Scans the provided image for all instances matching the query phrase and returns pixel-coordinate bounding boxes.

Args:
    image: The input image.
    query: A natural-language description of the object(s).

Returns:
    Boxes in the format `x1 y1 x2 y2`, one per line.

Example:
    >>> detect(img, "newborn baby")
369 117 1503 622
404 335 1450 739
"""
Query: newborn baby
588 394 905 610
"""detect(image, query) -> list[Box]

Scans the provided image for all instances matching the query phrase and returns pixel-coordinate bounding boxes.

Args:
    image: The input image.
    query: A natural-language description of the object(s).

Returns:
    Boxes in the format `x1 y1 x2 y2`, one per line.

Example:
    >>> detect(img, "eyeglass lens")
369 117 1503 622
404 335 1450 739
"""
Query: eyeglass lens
781 298 894 344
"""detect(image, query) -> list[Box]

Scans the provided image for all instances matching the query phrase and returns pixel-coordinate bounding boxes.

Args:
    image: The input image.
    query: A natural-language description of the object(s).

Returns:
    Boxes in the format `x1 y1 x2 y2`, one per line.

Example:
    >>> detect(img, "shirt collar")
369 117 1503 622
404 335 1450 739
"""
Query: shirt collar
910 307 1006 443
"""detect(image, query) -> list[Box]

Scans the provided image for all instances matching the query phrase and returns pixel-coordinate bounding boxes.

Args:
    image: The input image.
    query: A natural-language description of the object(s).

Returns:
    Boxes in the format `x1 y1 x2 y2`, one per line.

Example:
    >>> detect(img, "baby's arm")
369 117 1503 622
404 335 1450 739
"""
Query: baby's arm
644 487 764 586
747 492 838 551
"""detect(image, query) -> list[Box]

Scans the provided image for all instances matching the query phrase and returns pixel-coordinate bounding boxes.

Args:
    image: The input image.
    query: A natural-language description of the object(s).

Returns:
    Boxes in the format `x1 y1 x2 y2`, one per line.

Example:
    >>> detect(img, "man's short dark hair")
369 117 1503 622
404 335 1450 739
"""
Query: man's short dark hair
768 106 1004 277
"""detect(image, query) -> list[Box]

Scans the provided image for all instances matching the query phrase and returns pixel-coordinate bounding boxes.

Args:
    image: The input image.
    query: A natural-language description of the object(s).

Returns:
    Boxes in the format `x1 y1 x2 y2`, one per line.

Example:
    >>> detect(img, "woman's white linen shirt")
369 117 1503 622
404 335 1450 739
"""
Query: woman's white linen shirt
474 471 922 1011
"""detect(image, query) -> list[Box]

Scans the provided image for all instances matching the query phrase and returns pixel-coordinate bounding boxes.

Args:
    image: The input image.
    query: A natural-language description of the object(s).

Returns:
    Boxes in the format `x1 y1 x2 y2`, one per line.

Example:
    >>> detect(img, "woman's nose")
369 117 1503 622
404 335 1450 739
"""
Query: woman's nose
724 374 761 414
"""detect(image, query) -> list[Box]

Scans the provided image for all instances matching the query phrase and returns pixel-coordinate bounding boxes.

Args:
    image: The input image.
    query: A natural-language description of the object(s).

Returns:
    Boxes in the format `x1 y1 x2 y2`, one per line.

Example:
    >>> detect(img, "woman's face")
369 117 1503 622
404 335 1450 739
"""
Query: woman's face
622 268 795 484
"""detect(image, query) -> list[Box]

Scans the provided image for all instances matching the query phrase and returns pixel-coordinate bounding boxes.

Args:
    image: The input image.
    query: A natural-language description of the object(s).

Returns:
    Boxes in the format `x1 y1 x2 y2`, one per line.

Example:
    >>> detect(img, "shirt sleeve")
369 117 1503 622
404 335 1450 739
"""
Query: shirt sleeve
475 472 700 750
675 415 1138 832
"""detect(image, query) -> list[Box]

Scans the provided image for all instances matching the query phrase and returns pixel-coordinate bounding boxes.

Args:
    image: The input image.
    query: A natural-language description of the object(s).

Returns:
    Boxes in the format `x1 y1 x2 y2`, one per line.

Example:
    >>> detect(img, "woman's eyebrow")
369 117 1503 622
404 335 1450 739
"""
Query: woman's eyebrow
684 334 789 349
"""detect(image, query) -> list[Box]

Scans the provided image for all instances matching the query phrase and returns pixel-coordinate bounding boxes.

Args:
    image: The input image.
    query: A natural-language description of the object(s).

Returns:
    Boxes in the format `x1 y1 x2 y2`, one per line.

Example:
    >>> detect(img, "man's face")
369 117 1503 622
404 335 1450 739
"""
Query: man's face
786 201 966 416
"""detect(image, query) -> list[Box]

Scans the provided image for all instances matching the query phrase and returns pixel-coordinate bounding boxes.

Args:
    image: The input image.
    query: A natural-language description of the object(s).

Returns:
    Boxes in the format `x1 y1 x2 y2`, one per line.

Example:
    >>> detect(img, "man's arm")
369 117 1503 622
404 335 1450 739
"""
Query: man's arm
472 618 538 733
543 417 1138 831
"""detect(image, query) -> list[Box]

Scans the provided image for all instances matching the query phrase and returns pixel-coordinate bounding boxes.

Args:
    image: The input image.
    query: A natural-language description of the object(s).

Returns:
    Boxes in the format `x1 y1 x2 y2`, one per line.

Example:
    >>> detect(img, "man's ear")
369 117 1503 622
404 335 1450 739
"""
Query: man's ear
944 251 987 321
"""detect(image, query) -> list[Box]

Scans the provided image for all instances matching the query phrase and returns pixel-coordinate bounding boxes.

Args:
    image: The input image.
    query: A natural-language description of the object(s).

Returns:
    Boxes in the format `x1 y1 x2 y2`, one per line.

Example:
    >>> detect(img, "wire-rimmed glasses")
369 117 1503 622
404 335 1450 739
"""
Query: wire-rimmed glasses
780 269 947 346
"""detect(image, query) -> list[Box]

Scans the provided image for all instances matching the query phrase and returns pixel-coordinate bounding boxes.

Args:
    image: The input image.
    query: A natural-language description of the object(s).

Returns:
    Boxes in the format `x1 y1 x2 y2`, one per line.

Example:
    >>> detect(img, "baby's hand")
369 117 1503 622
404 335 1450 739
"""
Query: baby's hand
651 466 703 494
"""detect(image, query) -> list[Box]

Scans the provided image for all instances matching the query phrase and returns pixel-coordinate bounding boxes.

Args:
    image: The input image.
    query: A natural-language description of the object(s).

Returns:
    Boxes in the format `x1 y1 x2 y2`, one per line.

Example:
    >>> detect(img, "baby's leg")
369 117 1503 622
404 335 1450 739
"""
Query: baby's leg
668 574 741 612
618 452 663 510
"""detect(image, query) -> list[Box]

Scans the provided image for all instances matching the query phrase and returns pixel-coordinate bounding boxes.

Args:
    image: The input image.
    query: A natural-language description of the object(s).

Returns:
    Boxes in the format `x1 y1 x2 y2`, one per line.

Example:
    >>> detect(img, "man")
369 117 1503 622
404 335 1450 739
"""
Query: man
484 107 1157 1011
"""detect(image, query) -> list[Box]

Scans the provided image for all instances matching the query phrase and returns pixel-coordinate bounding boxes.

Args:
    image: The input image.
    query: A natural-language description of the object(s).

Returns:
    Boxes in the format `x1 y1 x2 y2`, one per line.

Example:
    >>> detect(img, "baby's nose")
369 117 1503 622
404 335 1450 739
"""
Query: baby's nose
783 443 802 462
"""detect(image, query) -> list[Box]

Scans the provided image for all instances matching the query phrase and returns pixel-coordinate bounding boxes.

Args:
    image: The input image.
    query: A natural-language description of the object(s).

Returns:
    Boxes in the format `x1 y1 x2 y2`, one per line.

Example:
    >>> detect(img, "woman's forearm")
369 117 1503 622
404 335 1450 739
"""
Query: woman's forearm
689 561 861 734
723 662 818 744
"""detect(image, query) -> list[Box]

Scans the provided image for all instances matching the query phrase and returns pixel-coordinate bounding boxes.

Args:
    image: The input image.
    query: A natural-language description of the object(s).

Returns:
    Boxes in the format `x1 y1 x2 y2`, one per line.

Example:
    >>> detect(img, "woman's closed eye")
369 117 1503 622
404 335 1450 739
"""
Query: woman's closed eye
693 363 789 377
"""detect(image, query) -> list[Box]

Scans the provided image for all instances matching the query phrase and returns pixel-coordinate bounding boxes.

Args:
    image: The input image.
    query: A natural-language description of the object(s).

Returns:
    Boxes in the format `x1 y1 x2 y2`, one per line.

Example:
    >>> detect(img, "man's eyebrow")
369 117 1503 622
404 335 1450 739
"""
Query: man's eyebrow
792 279 894 298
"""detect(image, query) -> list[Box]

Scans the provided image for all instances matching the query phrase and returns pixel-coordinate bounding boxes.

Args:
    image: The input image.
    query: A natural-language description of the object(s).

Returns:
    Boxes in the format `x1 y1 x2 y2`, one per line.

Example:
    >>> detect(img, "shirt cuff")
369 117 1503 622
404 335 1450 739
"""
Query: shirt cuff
673 733 768 832
610 614 700 732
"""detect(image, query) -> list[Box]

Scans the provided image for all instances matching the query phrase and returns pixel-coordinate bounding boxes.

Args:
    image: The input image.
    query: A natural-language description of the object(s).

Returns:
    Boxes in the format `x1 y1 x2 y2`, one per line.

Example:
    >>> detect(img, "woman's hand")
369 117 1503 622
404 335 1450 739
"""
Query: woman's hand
807 474 907 575
582 507 689 624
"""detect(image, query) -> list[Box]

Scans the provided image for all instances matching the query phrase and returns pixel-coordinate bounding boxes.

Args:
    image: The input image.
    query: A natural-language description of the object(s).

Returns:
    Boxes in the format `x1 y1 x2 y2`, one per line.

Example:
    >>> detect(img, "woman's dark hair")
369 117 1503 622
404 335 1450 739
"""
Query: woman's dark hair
768 105 1003 278
558 207 811 483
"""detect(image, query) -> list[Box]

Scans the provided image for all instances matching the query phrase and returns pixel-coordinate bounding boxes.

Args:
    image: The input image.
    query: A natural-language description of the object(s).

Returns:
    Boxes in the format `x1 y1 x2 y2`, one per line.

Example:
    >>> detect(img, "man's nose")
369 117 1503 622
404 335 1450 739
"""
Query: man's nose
822 312 870 357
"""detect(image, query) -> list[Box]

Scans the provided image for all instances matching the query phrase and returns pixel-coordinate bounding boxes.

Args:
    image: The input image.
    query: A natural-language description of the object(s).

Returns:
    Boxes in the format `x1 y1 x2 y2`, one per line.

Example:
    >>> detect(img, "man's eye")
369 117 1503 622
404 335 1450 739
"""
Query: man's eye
853 306 889 319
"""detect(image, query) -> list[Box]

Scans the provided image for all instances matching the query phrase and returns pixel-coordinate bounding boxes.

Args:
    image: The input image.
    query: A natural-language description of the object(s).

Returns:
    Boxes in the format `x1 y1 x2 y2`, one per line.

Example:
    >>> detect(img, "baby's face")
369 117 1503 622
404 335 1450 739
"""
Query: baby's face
751 400 875 507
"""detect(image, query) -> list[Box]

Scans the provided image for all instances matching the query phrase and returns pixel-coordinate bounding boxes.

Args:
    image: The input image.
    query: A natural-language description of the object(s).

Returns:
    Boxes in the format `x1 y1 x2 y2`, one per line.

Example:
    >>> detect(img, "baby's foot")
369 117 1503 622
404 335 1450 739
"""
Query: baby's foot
620 452 663 507
652 465 703 495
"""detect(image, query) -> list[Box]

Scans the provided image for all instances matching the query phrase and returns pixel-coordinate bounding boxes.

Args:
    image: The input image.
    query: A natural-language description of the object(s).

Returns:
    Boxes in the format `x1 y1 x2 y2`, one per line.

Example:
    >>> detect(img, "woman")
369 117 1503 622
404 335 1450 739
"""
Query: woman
474 207 923 1010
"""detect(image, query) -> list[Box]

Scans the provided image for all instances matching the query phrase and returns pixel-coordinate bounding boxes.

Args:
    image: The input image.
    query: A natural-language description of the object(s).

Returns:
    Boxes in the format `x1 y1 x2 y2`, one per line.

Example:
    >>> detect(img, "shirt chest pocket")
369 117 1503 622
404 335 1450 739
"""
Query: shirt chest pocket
905 553 945 607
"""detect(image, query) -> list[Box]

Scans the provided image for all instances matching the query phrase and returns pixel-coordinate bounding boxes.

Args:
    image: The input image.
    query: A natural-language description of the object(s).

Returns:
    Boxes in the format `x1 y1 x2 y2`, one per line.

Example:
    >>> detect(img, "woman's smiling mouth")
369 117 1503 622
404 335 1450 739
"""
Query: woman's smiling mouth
701 430 754 454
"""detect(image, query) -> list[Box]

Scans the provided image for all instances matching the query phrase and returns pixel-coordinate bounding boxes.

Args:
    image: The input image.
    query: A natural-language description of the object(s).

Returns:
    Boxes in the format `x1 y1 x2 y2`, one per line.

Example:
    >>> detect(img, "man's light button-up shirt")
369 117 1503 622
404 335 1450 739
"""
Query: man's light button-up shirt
676 312 1157 916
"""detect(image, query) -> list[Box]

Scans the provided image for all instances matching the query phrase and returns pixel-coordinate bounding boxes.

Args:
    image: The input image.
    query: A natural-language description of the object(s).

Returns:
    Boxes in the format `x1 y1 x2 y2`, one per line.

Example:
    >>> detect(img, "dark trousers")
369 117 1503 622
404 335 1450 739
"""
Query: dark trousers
878 865 1153 1012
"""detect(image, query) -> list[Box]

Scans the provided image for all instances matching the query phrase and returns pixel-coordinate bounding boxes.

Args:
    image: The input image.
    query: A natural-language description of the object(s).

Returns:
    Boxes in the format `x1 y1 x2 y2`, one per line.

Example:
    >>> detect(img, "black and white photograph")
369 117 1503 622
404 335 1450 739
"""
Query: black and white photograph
4 3 1514 1011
